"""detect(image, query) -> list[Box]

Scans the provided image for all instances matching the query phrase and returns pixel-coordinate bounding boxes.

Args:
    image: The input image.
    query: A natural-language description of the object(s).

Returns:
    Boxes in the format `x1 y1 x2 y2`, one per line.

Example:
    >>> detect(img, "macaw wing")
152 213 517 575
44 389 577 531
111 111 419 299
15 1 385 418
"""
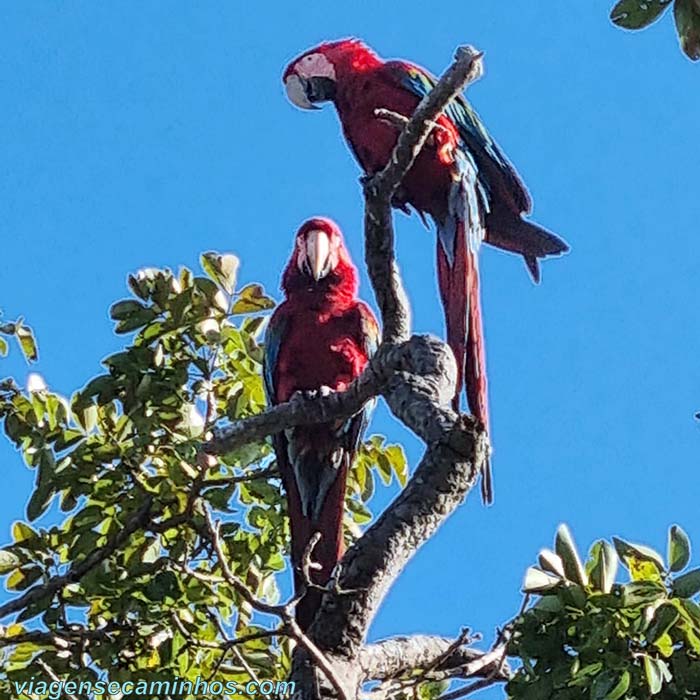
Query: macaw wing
262 309 288 406
357 302 380 360
384 61 532 214
348 303 380 452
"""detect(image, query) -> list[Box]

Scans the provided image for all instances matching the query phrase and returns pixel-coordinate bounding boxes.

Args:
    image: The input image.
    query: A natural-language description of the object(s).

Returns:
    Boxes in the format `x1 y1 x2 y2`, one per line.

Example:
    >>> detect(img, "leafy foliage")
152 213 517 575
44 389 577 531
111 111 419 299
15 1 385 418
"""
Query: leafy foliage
509 524 700 698
0 312 38 364
609 0 700 61
674 0 700 60
0 255 406 695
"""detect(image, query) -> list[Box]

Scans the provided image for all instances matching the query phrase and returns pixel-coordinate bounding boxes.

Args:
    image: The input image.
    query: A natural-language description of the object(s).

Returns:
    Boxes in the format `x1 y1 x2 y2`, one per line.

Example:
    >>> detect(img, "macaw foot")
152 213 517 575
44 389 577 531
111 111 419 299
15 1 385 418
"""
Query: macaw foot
329 578 364 598
327 562 365 597
359 173 375 188
391 189 411 215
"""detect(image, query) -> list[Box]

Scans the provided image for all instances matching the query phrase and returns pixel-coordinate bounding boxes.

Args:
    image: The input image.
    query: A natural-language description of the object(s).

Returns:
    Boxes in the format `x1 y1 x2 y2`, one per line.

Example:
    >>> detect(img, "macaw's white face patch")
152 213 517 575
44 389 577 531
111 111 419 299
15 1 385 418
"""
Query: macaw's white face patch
294 52 336 81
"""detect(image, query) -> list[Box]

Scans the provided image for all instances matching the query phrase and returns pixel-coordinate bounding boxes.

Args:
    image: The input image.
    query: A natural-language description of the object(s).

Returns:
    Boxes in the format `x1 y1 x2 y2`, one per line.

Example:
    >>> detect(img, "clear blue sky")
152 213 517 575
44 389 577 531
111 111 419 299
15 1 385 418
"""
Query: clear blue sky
1 1 698 688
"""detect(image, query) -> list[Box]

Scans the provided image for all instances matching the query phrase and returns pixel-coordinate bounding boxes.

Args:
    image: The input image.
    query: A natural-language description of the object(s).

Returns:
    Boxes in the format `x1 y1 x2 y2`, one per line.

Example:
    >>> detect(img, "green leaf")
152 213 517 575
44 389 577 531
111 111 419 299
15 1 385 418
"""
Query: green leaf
669 524 691 573
385 444 408 486
613 536 665 577
142 536 161 564
54 428 85 451
674 0 700 60
347 498 372 524
571 661 603 684
537 548 565 578
672 567 700 598
522 566 560 593
80 376 116 403
610 0 673 29
555 523 587 585
110 300 157 334
588 540 618 594
643 655 671 695
681 597 700 623
144 570 180 602
533 595 562 613
591 669 629 700
647 602 680 643
606 670 630 700
201 252 240 294
12 521 39 543
0 549 21 574
15 324 38 363
205 485 236 512
232 284 275 314
621 580 666 606
116 310 158 334
376 452 393 485
110 299 148 320
26 480 54 522
7 566 42 591
0 336 7 357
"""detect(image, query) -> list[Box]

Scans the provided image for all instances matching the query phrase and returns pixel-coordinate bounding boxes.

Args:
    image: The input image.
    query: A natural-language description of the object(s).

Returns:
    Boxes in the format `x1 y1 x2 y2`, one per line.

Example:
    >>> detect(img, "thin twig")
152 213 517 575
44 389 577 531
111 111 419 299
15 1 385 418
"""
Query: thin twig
437 676 500 700
35 659 80 700
202 507 350 700
203 507 291 618
374 108 450 136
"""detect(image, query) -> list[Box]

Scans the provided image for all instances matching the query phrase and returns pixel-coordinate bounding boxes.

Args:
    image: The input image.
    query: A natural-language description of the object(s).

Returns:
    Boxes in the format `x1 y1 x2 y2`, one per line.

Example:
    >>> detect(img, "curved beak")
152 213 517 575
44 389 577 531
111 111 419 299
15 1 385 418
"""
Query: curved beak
285 75 319 110
306 229 331 281
285 74 337 110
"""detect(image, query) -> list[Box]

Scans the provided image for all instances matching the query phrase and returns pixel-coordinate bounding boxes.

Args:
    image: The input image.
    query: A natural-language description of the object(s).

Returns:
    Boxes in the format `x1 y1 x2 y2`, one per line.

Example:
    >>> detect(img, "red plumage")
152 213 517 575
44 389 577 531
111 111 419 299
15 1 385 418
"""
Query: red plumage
283 40 569 503
264 217 378 629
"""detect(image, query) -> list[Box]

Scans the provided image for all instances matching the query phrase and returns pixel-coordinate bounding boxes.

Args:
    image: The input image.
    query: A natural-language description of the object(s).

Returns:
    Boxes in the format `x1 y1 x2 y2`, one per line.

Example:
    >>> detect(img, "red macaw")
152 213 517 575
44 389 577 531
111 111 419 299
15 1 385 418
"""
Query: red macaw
263 217 379 630
283 40 569 503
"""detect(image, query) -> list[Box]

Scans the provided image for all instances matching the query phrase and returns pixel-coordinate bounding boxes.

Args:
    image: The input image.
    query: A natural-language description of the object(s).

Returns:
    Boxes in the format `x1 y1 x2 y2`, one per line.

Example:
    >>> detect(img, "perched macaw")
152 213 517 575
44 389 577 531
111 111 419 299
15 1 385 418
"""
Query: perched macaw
283 39 569 503
263 217 379 630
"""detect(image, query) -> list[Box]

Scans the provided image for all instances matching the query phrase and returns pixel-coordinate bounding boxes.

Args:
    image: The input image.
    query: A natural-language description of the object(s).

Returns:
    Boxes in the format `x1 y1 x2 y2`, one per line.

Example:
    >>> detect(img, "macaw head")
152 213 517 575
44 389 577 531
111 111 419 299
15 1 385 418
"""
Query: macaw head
282 217 358 301
283 39 380 110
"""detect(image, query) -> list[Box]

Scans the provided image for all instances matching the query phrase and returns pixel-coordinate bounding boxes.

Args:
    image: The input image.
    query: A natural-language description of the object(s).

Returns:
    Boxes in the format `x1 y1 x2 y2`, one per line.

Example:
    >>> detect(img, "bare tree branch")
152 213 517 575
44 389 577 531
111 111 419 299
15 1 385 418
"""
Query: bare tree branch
359 635 509 683
204 346 392 455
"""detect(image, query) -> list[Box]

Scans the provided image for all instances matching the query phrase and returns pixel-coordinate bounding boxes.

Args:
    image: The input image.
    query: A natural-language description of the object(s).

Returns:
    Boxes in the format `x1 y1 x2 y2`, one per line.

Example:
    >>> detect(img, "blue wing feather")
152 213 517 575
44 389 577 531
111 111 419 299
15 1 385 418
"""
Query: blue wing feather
263 310 288 406
357 302 380 360
354 303 380 438
385 61 531 215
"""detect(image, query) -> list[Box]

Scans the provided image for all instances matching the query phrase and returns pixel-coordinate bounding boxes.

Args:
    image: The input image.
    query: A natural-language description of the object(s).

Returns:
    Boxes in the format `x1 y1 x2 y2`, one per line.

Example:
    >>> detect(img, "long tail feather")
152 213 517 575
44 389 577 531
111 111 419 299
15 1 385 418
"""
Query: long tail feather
436 228 492 504
486 212 570 284
281 407 369 630
436 237 468 410
290 480 346 631
463 229 493 505
436 153 493 504
284 443 348 631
